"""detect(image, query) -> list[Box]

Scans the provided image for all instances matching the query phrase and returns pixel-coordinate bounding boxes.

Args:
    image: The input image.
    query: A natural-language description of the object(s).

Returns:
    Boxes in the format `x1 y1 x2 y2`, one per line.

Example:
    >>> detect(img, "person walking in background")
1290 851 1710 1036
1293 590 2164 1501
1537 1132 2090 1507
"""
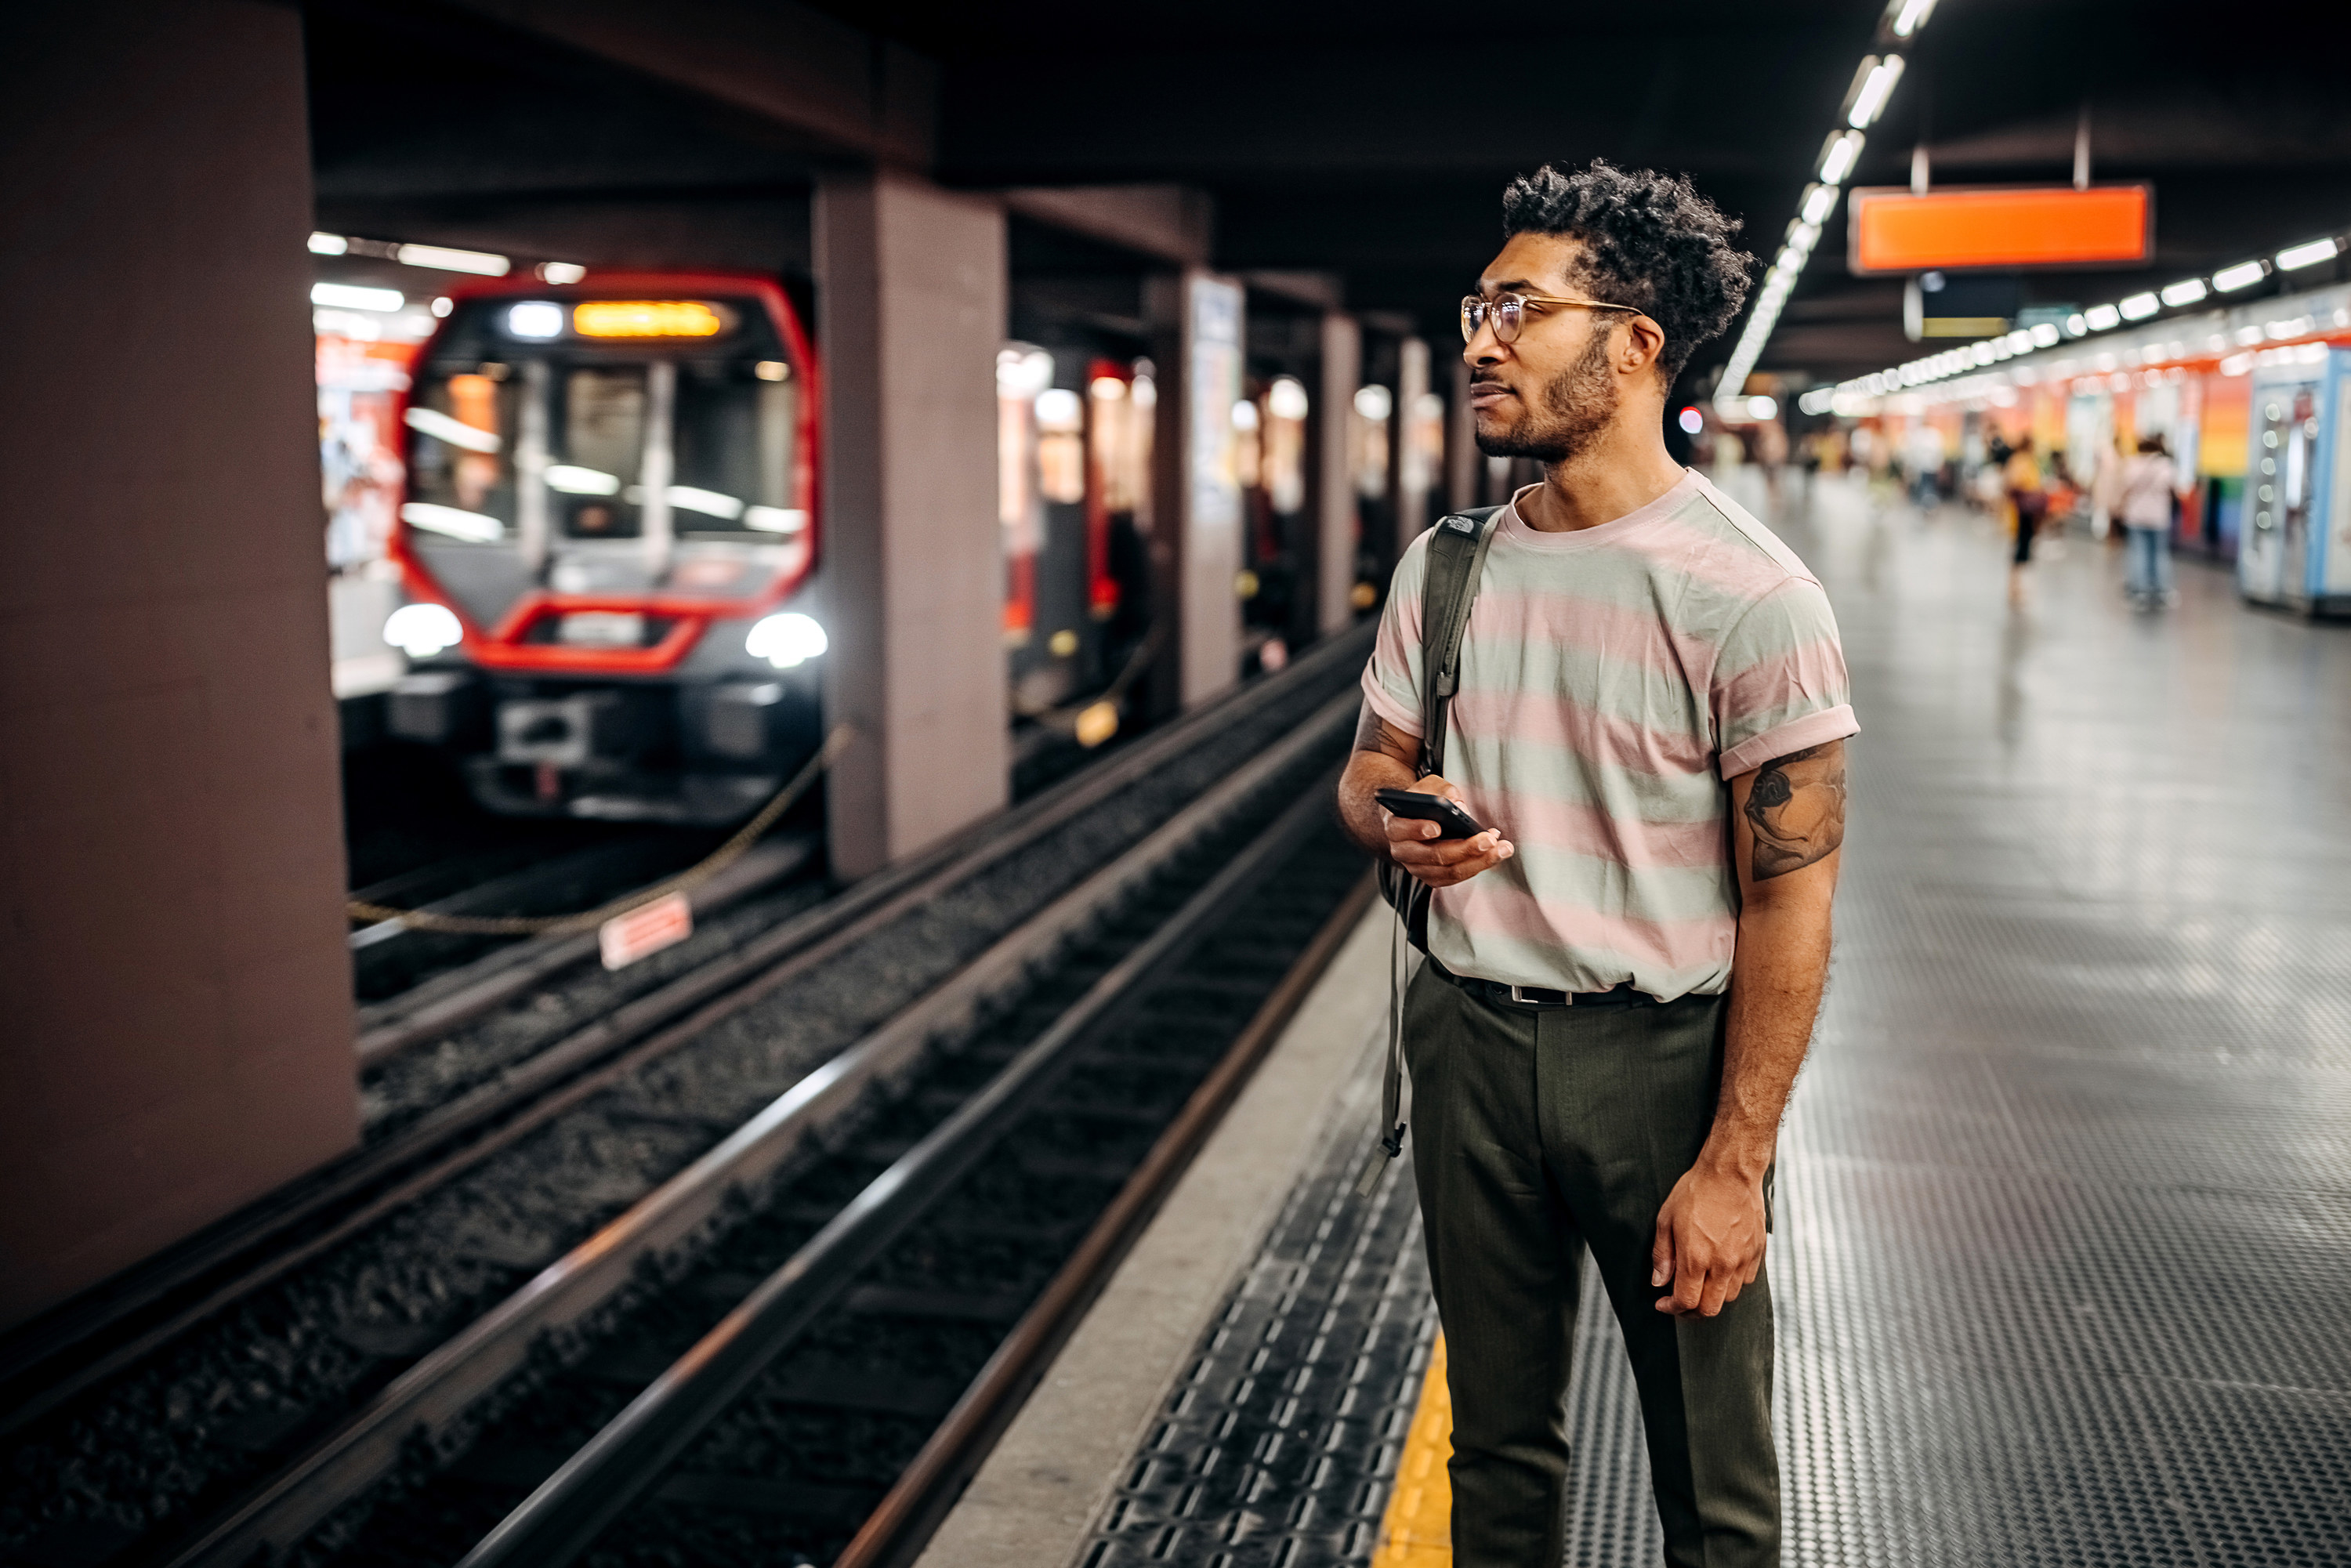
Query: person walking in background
2004 435 2047 606
2088 433 2123 541
2119 433 2179 608
1905 421 1946 510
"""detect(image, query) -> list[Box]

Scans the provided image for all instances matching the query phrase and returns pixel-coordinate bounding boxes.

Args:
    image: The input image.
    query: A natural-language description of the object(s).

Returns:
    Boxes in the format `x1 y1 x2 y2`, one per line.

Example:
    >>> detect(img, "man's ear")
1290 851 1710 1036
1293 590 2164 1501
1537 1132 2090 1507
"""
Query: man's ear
1622 315 1666 375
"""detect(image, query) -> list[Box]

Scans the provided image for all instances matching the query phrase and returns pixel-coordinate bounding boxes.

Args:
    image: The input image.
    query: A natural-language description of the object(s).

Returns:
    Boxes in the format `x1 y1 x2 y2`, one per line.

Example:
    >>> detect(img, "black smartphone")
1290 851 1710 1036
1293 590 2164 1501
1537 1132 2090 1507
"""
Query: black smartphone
1375 788 1488 839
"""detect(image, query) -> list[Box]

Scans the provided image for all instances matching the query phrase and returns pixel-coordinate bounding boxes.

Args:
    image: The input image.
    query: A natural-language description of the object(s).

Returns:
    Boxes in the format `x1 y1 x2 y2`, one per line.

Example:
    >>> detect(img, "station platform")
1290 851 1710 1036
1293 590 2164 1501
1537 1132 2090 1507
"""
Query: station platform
918 475 2351 1567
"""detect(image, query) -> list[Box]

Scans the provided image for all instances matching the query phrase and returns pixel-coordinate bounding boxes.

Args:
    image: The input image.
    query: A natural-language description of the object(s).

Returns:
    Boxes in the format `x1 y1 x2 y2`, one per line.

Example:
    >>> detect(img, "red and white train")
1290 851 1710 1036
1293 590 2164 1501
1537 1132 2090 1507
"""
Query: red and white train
377 273 827 824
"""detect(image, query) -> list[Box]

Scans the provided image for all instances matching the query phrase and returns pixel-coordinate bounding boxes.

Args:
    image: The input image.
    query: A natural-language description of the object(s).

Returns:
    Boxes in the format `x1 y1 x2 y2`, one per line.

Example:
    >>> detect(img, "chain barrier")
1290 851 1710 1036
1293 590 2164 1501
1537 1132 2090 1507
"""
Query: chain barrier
346 724 857 937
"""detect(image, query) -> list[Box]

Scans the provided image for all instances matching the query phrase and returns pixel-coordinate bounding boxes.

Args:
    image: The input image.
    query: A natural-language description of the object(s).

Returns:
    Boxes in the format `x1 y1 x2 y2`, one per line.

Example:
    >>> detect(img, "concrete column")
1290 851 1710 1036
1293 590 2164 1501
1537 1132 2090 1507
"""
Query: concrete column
1395 336 1433 548
1447 354 1481 514
816 172 1009 880
1315 314 1362 638
1145 270 1245 712
0 2 357 1328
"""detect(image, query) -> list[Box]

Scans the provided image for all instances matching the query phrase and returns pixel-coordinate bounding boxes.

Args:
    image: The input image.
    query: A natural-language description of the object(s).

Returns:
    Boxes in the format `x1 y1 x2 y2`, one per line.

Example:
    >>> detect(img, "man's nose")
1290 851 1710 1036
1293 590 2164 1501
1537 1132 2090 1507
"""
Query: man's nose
1462 320 1506 367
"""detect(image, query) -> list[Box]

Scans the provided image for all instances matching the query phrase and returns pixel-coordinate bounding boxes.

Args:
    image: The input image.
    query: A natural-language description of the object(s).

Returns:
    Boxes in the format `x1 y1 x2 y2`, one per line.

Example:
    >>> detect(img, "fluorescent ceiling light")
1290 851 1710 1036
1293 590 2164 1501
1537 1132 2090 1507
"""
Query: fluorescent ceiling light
1801 184 1840 227
1785 221 1821 253
1846 55 1906 129
545 464 619 494
400 502 503 543
2277 237 2341 271
2029 322 2061 347
308 232 349 255
395 242 511 277
405 407 502 454
2005 329 2034 353
1887 0 1939 38
1818 130 1865 184
2083 303 2123 331
668 485 744 520
313 281 402 312
2212 259 2267 292
538 262 587 284
2118 292 2161 320
2159 278 2208 307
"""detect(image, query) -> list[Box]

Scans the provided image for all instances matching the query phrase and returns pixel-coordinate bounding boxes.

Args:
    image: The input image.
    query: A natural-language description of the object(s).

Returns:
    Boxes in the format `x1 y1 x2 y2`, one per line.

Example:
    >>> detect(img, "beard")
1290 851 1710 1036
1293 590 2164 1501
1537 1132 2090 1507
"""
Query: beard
1473 325 1619 463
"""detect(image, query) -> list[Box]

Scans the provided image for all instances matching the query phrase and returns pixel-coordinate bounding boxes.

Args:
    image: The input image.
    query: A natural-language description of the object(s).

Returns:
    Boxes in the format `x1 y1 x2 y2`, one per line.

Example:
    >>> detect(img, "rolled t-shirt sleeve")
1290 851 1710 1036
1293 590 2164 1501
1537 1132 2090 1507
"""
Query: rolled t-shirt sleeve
1360 531 1431 737
1712 576 1859 778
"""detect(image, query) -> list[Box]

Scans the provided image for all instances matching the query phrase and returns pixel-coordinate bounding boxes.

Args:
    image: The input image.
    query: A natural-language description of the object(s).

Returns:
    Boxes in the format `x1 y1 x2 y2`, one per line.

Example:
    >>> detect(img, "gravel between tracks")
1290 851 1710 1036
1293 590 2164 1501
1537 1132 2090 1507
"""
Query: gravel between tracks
0 672 1355 1566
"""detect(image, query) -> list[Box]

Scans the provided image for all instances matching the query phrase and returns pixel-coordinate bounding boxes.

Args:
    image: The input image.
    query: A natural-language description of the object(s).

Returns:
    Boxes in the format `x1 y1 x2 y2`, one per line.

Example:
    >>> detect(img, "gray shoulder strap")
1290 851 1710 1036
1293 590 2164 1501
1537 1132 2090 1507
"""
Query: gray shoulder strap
1415 505 1505 777
1357 504 1502 1199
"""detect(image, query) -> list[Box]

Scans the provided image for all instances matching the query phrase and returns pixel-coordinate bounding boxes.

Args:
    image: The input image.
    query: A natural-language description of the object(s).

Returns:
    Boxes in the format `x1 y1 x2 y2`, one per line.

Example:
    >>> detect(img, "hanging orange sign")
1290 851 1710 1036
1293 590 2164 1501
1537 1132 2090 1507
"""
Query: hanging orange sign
1847 185 2153 274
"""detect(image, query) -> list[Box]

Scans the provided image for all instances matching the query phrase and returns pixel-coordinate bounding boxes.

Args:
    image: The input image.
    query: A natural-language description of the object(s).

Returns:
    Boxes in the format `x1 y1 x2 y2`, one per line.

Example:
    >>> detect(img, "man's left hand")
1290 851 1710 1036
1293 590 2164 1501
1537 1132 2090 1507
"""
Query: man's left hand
1650 1161 1767 1317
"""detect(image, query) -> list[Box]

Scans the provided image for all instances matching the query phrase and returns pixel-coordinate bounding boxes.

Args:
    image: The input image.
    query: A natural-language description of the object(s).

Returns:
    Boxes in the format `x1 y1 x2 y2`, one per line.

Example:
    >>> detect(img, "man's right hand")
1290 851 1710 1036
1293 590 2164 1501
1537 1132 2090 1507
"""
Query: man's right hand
1383 774 1515 889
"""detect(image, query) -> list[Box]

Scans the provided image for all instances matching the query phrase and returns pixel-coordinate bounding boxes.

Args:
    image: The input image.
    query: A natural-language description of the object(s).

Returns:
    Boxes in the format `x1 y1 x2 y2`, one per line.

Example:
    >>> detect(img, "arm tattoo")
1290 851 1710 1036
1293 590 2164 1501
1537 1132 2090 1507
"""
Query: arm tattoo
1353 701 1418 764
1744 741 1847 880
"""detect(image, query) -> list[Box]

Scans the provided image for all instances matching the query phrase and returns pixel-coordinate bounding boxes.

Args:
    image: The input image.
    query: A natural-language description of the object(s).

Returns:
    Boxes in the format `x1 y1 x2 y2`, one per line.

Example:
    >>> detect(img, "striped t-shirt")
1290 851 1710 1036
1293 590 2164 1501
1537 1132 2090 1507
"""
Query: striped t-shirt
1364 470 1857 1001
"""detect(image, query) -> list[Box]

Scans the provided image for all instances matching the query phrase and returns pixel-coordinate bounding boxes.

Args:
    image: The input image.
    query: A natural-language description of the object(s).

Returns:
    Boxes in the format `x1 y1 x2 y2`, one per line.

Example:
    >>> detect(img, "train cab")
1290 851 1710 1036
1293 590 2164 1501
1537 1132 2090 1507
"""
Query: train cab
382 274 824 824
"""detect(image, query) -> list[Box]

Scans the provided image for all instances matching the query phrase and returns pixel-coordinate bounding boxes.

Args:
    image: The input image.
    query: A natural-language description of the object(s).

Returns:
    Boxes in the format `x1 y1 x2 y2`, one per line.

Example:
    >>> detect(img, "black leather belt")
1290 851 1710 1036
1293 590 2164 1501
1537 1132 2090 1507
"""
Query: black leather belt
1429 958 1657 1010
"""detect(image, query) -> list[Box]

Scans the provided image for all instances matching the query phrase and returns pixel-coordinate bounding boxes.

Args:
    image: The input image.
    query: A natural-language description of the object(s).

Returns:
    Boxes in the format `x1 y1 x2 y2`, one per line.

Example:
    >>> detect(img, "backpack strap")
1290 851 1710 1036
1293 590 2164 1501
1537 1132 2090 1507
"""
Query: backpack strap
1359 505 1503 1197
1415 505 1505 779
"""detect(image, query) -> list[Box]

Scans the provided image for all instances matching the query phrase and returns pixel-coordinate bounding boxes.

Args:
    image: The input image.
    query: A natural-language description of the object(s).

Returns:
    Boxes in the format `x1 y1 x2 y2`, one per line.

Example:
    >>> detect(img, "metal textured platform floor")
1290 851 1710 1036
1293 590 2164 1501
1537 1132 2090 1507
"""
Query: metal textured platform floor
1070 473 2351 1566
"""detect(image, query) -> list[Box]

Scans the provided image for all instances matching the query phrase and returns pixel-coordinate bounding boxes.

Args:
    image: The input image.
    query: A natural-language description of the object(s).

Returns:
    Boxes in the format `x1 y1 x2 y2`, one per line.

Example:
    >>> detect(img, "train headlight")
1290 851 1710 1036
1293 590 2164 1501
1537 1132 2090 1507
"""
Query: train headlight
745 612 827 669
386 603 464 658
506 301 564 339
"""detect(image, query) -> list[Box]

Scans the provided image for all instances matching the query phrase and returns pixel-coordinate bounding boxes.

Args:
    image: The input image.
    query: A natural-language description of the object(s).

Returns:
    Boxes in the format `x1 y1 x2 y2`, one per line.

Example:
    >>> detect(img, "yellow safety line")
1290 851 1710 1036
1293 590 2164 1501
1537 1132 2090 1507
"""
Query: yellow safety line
1371 1332 1453 1566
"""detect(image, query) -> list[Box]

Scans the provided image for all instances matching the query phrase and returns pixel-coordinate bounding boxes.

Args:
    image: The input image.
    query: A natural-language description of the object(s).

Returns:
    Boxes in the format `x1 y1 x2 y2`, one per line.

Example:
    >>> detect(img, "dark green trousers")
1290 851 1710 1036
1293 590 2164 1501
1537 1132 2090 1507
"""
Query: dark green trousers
1403 964 1780 1567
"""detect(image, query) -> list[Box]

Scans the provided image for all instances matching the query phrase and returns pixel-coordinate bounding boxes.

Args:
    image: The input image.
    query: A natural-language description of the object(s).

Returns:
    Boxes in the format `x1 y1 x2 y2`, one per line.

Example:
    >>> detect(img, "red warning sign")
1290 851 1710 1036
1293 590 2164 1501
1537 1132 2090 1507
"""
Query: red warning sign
600 889 693 970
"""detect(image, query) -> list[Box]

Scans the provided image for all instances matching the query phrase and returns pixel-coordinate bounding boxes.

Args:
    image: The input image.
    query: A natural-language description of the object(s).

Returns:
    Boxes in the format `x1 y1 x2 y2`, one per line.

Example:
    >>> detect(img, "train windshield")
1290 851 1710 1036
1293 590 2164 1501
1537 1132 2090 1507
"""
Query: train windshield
403 295 810 571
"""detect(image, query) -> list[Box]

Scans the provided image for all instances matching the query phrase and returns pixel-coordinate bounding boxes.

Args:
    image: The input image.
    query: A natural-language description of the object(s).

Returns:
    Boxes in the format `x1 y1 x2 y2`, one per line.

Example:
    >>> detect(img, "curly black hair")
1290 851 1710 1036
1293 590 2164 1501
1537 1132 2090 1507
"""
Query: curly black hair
1500 161 1753 381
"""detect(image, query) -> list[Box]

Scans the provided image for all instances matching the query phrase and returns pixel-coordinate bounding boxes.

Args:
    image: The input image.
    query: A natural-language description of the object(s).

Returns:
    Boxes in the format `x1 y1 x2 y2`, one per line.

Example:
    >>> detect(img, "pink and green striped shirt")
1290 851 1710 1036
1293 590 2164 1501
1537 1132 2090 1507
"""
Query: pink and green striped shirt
1364 470 1856 1001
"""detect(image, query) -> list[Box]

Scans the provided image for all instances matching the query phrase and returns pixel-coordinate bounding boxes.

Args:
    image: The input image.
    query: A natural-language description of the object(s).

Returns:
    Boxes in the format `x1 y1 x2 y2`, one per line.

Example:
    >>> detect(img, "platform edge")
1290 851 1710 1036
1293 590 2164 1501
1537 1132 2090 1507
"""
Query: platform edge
910 898 1397 1568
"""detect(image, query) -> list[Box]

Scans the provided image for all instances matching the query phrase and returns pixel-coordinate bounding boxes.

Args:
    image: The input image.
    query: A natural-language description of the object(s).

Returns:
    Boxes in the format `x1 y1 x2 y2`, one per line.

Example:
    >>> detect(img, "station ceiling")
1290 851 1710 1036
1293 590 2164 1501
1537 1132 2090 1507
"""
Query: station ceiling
310 0 2351 397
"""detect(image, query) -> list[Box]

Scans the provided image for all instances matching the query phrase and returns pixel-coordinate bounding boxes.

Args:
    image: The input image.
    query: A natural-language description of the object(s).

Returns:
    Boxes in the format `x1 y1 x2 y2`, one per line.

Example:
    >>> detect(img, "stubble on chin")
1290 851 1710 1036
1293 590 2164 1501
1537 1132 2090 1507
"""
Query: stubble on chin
1474 330 1618 464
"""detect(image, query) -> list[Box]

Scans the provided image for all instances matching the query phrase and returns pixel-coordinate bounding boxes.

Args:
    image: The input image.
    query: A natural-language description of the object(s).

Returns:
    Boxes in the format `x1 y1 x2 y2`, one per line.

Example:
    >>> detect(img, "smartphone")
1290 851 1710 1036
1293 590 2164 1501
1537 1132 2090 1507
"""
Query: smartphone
1374 788 1488 839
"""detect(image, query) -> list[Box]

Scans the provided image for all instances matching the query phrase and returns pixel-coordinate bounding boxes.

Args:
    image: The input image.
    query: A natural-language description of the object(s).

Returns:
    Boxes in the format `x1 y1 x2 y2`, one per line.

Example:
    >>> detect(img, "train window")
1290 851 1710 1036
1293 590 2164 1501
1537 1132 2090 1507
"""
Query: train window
404 371 519 539
560 368 647 538
669 363 802 537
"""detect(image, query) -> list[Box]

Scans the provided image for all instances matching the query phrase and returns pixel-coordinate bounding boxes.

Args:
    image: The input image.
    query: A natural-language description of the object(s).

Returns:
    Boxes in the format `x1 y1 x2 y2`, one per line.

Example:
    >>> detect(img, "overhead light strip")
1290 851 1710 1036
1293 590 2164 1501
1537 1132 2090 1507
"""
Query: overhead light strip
1715 0 1936 413
1817 224 2349 409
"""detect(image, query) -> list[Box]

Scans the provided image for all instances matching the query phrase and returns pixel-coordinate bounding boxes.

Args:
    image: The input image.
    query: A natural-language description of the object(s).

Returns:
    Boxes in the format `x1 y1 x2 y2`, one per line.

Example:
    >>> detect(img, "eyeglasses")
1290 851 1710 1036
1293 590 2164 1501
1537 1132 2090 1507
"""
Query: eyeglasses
1461 292 1646 346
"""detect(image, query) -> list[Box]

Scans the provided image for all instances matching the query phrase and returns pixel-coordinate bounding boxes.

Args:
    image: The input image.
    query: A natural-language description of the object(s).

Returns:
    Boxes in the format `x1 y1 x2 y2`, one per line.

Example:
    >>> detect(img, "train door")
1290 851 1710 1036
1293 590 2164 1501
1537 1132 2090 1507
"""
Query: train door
2239 371 2320 605
999 340 1154 757
2313 349 2351 608
1235 374 1311 671
2238 374 2313 607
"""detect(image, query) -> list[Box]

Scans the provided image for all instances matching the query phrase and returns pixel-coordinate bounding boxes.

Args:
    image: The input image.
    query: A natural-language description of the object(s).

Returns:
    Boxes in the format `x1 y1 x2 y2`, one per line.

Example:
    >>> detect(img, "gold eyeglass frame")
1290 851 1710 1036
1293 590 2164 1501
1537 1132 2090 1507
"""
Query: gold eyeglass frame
1461 292 1650 345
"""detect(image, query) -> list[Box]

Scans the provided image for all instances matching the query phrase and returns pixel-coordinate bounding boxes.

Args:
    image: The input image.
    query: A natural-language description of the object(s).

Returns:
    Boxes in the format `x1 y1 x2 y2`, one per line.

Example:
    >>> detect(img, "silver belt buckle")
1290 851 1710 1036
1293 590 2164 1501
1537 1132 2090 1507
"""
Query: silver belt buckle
1509 983 1562 1005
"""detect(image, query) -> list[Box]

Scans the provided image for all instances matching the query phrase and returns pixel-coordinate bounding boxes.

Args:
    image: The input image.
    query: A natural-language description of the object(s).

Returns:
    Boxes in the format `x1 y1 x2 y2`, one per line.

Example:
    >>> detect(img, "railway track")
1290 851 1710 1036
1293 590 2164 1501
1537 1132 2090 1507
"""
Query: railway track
205 772 1371 1568
0 625 1374 1568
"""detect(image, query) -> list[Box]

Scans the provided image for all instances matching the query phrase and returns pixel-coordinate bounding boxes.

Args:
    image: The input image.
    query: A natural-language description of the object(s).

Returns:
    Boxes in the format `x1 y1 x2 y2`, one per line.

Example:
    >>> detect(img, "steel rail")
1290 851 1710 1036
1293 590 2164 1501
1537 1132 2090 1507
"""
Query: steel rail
834 868 1378 1568
0 623 1370 1435
162 690 1358 1568
451 784 1350 1568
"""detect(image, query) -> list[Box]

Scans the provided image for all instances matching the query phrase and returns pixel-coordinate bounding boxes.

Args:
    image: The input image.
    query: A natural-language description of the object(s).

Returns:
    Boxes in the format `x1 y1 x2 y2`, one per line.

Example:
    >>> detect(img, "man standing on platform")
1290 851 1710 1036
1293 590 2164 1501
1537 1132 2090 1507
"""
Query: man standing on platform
1336 161 1856 1566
